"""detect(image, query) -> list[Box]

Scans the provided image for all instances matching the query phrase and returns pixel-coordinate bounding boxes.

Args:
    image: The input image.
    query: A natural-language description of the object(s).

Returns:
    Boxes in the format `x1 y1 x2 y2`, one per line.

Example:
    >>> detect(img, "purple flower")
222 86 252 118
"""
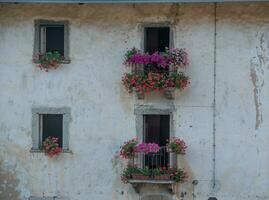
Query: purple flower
135 142 160 153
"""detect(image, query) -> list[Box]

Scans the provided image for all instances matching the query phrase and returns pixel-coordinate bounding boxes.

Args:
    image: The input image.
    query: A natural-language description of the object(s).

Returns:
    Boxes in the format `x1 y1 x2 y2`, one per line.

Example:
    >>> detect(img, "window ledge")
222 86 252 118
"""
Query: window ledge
129 180 175 184
32 59 71 64
30 149 73 154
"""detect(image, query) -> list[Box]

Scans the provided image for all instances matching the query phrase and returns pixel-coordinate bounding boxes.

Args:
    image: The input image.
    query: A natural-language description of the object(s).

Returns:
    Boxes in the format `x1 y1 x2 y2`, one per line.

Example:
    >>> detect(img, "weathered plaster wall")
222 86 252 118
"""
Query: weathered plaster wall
0 3 269 200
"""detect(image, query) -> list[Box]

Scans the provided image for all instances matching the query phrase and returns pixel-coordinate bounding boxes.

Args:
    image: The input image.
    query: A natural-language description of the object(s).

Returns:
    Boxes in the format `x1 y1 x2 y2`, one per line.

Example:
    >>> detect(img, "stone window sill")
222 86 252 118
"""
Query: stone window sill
32 59 71 64
30 149 73 154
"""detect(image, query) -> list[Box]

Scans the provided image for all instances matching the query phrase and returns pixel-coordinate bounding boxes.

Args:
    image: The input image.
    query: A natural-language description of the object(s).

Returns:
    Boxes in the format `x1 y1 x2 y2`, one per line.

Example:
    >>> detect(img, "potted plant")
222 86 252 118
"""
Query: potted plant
119 138 138 159
42 136 62 157
35 51 64 72
131 167 151 180
167 137 187 154
121 165 137 183
169 168 188 183
152 167 171 181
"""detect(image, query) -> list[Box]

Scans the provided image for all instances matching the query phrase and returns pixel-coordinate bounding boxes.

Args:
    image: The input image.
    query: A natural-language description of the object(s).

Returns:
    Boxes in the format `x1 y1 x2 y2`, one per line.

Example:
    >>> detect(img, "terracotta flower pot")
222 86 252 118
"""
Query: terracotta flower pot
154 174 171 181
132 173 149 180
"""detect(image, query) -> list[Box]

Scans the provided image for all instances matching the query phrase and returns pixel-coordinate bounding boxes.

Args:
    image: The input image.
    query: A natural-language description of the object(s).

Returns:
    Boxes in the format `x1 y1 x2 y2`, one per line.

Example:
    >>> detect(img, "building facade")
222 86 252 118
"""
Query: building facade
1 2 269 200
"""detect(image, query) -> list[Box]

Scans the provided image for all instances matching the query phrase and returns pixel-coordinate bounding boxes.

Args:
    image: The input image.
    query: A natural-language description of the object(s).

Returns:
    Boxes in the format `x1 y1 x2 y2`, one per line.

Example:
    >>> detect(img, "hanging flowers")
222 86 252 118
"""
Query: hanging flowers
122 72 190 94
35 51 64 72
166 137 187 154
134 142 160 154
119 138 139 159
42 136 62 157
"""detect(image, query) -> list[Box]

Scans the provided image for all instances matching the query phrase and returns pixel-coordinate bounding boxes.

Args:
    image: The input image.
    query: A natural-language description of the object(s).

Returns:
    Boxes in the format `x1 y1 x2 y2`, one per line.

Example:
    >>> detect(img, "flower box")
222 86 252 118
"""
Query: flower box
154 174 171 181
132 173 150 180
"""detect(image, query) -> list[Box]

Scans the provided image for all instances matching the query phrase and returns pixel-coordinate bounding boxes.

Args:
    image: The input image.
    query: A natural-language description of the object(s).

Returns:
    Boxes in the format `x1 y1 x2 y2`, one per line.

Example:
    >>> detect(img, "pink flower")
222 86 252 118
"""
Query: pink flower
135 142 160 154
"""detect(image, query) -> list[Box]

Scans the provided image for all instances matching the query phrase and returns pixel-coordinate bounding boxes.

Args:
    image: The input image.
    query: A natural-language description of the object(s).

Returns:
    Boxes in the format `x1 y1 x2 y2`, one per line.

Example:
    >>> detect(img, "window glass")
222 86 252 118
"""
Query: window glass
45 26 64 55
143 115 170 167
145 27 170 54
42 114 63 147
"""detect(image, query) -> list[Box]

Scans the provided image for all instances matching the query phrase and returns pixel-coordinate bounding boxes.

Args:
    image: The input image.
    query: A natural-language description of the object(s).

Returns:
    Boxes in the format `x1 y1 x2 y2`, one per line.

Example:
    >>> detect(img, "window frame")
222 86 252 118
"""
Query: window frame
33 19 70 63
134 105 175 168
31 107 71 152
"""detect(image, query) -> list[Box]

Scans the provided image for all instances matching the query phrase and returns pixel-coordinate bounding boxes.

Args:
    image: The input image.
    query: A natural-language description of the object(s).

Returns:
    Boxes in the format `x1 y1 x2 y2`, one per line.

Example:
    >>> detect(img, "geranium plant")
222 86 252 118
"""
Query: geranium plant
121 165 139 183
167 137 187 154
35 51 64 72
152 167 171 180
121 165 151 183
169 168 188 183
42 136 62 157
122 72 189 94
119 138 139 159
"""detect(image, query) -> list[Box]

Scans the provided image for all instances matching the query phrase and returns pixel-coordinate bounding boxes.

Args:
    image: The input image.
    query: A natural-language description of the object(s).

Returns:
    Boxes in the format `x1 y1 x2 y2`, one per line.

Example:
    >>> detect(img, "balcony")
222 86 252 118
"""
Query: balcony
121 48 190 100
122 147 186 193
120 138 188 194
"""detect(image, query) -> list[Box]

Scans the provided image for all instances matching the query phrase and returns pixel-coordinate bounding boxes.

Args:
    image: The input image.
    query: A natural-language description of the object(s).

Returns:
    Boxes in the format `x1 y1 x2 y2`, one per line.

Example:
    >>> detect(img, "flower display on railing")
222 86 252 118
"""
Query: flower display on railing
122 72 189 94
120 140 161 159
35 51 64 72
134 142 160 154
152 167 188 182
119 138 139 159
42 136 62 157
167 137 187 154
121 165 151 183
121 165 187 183
124 47 189 70
122 47 190 99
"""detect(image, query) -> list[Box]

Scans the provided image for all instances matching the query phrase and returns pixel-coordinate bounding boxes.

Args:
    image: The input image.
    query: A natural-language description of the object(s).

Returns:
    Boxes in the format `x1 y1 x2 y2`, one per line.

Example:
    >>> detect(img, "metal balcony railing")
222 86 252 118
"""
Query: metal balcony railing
132 146 176 170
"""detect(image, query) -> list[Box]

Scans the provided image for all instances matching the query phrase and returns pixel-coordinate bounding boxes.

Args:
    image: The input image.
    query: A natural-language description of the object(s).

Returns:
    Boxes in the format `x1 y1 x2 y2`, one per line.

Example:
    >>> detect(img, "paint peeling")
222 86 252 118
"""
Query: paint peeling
250 66 263 130
249 32 268 130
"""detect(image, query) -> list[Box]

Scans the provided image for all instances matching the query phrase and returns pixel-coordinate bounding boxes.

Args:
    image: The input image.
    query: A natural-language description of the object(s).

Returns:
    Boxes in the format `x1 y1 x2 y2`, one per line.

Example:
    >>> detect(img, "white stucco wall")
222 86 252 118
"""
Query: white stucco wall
0 3 269 200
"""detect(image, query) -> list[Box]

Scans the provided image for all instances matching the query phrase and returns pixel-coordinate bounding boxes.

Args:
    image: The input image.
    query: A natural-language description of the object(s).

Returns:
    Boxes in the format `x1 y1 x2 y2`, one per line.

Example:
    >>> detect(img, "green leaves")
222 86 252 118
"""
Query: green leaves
36 51 63 71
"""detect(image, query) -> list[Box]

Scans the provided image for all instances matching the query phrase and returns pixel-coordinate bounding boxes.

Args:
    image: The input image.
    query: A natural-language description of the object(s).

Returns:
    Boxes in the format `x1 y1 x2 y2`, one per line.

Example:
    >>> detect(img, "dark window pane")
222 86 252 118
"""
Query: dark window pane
144 115 169 145
42 114 63 147
143 115 170 168
45 26 64 55
145 27 170 54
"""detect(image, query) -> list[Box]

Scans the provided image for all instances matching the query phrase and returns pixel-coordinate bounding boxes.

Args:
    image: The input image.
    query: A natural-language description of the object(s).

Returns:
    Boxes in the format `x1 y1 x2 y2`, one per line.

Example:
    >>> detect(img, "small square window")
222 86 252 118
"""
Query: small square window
33 20 70 63
40 25 65 55
32 107 71 151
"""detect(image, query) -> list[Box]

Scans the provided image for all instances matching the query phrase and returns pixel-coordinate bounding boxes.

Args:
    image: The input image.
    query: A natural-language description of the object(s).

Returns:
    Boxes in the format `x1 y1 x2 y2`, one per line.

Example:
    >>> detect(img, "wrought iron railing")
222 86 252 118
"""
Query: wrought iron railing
128 63 176 75
132 146 176 170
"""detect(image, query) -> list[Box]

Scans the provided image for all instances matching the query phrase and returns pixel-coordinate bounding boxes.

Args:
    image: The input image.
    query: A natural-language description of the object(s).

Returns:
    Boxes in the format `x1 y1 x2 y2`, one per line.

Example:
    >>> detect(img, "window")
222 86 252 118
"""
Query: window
143 26 171 73
134 106 175 168
33 20 70 62
144 115 169 147
40 25 65 55
32 107 71 151
143 115 170 168
40 114 63 147
144 27 170 54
